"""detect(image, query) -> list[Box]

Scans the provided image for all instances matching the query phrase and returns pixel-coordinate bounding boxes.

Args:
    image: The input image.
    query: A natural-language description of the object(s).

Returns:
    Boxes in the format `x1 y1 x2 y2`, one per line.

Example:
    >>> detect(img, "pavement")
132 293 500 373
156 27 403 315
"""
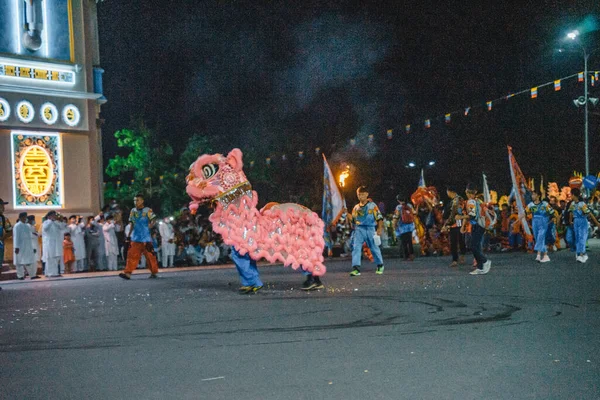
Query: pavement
1 243 599 400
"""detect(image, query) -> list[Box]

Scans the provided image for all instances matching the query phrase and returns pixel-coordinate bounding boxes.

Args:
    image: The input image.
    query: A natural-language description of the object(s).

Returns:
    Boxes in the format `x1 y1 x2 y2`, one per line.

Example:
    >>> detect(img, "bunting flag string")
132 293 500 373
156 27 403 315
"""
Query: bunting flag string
102 70 600 181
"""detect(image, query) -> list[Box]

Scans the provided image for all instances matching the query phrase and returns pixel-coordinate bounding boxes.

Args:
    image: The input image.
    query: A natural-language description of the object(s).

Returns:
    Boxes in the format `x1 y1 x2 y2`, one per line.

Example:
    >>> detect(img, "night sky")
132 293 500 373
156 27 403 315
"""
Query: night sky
97 1 599 206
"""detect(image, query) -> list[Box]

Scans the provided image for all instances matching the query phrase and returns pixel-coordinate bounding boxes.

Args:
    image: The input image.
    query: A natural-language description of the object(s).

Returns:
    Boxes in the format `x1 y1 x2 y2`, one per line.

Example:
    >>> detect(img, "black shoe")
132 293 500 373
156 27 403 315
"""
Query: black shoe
313 277 325 290
148 274 158 279
301 279 317 291
18 277 24 280
30 276 40 280
118 273 130 280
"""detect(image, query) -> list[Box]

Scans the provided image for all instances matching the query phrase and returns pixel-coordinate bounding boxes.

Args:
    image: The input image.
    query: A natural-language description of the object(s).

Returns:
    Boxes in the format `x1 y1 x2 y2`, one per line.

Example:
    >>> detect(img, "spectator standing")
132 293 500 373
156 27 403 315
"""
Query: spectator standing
68 215 86 272
13 212 39 280
42 211 63 277
103 214 119 271
158 218 176 267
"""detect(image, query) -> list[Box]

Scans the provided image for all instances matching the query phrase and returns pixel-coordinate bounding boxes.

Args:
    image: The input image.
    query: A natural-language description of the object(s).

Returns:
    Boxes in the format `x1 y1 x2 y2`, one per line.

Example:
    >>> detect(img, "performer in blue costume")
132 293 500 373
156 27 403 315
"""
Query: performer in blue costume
568 188 600 264
349 186 384 276
526 191 554 263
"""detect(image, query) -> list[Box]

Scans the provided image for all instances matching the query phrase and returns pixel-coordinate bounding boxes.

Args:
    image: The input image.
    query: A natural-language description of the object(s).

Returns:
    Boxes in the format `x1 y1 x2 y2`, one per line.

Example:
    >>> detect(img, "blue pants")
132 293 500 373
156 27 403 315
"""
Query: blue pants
532 216 549 253
231 248 263 287
352 226 383 267
573 217 589 254
565 226 575 252
509 233 522 248
545 222 556 246
471 224 487 268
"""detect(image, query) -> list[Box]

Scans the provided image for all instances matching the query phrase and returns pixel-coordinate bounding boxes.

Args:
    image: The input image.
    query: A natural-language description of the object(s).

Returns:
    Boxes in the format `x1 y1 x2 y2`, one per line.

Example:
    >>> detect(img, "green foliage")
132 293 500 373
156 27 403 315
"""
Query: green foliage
104 125 218 215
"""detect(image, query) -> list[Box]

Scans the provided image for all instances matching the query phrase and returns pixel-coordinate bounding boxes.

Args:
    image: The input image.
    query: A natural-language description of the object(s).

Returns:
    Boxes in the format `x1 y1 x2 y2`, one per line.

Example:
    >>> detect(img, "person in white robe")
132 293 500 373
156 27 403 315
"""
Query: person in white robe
28 216 41 273
103 214 119 271
56 216 68 274
42 211 63 277
158 218 176 267
68 215 86 272
13 212 39 280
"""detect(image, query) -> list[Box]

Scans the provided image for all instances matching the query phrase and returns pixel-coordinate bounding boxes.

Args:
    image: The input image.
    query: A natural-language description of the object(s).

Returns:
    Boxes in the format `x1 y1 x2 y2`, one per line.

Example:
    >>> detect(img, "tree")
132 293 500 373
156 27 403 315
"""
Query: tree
104 121 174 213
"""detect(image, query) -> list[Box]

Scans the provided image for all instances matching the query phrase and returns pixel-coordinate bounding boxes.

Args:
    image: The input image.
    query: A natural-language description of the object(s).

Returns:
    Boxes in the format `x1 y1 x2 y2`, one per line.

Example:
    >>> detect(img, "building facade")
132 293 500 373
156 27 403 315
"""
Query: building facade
0 0 106 236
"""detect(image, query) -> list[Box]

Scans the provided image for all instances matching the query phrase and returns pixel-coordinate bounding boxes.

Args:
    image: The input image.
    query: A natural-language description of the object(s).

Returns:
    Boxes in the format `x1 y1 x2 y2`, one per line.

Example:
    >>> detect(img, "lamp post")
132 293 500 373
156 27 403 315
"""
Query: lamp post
566 30 592 176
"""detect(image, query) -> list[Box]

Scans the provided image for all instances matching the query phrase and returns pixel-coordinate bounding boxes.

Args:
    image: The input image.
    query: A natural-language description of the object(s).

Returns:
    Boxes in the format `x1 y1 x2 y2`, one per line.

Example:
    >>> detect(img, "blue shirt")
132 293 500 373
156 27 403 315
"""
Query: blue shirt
526 201 553 219
129 207 156 243
569 201 591 220
352 201 383 228
394 204 415 234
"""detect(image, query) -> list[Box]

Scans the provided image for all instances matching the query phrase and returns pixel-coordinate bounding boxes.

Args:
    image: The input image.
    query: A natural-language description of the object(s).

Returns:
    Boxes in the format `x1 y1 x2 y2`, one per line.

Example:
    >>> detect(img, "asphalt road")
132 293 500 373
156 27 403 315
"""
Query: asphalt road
1 244 599 400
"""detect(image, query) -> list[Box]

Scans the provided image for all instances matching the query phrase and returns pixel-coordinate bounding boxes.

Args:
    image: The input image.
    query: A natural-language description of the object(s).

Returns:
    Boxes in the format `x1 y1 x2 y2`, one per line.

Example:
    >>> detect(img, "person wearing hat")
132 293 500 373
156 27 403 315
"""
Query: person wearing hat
13 212 40 280
441 185 467 268
42 211 64 277
0 198 13 270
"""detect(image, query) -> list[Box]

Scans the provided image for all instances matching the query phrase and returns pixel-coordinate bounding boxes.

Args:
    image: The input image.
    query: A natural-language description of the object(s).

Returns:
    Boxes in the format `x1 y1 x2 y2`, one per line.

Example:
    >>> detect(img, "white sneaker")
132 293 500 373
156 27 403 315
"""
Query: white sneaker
582 254 589 263
470 268 484 275
540 255 550 263
552 245 558 252
576 256 584 263
482 260 491 274
535 254 541 262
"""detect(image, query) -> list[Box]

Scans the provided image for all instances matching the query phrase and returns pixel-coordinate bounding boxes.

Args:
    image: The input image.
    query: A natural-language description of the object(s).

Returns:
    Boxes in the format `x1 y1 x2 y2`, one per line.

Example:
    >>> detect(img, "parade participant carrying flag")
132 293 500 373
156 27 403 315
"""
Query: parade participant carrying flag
507 146 533 246
322 154 345 255
482 173 492 203
419 169 426 188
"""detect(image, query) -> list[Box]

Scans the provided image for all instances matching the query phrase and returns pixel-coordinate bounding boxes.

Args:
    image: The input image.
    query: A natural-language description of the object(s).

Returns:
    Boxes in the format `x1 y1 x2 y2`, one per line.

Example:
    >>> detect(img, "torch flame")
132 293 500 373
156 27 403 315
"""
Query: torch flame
339 168 350 188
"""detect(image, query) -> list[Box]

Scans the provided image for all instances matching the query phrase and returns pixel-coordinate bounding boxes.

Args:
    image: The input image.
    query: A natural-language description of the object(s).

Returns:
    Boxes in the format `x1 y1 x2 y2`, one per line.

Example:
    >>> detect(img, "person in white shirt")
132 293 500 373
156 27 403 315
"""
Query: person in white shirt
103 214 119 271
68 215 87 272
13 212 39 280
42 211 63 277
158 218 176 267
28 215 41 273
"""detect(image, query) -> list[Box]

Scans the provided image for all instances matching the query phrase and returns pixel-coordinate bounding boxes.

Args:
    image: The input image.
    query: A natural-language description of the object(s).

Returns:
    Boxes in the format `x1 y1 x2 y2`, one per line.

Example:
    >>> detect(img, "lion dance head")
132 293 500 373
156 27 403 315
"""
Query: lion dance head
186 148 248 213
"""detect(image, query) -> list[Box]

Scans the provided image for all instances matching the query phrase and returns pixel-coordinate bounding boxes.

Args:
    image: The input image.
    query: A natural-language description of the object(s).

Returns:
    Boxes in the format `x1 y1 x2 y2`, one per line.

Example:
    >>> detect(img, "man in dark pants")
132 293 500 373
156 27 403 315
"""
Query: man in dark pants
441 185 466 268
392 195 415 261
465 184 491 275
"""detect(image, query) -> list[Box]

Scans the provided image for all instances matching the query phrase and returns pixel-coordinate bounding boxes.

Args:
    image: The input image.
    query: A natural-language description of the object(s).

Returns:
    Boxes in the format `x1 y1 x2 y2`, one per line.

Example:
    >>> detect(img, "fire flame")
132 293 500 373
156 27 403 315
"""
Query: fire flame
339 168 350 187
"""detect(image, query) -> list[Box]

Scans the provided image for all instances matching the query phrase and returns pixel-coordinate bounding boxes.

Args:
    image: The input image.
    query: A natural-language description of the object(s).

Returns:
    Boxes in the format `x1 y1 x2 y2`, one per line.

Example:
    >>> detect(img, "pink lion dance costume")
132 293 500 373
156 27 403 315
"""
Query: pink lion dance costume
186 149 326 292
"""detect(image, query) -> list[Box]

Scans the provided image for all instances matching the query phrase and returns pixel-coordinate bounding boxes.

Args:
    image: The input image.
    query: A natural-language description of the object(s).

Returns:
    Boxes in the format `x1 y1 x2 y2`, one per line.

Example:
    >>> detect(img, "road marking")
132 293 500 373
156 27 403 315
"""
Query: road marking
201 376 225 381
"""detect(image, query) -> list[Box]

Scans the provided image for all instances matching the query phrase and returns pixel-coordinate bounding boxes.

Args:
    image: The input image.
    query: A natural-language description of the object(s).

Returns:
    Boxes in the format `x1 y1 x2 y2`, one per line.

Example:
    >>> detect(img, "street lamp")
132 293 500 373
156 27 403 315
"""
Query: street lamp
405 161 435 169
565 29 597 176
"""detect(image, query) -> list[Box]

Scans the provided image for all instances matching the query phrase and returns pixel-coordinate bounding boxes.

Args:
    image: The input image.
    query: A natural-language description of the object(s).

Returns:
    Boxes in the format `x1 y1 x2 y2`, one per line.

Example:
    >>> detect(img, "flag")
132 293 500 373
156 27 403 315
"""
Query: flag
554 80 561 91
464 107 471 116
506 93 515 100
405 124 411 133
531 87 538 98
482 173 491 203
418 169 426 188
315 147 320 155
386 129 393 139
578 72 584 82
322 154 344 251
368 134 374 143
298 151 304 159
592 75 596 87
266 157 271 165
596 71 599 81
424 119 431 128
540 175 545 199
445 113 451 123
507 146 532 240
487 101 492 111
350 139 356 146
